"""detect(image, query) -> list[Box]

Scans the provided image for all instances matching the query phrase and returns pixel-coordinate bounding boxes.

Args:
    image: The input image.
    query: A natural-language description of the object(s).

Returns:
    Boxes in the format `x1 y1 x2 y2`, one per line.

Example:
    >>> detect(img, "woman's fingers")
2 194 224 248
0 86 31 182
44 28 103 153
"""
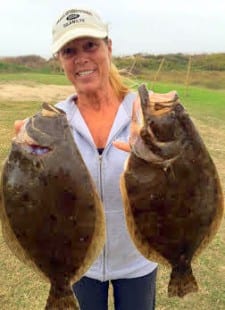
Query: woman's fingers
113 140 131 152
14 120 26 134
113 95 142 153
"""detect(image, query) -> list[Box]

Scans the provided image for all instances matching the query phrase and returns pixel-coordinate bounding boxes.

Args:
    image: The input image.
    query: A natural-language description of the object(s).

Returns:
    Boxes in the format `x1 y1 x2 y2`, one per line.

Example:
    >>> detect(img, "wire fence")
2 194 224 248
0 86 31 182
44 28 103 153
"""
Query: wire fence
115 53 225 91
1 54 225 166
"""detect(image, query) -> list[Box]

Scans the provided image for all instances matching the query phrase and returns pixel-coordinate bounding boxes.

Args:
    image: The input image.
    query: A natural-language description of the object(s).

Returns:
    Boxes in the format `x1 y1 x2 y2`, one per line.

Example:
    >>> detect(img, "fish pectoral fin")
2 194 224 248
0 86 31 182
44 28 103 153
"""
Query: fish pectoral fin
146 126 181 159
41 103 64 117
132 138 163 163
132 136 179 166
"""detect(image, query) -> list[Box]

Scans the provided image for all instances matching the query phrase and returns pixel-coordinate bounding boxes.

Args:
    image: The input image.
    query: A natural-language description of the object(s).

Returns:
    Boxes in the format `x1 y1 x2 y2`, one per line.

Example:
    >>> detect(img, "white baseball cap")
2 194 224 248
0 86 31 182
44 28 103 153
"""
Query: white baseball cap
51 8 108 54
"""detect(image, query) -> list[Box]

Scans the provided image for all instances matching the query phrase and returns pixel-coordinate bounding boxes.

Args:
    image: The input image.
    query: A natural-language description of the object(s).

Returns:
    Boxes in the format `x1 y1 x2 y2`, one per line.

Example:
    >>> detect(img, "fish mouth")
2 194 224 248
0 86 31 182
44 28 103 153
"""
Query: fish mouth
12 103 62 155
14 138 52 156
13 122 51 156
128 84 181 166
152 101 175 114
22 142 51 155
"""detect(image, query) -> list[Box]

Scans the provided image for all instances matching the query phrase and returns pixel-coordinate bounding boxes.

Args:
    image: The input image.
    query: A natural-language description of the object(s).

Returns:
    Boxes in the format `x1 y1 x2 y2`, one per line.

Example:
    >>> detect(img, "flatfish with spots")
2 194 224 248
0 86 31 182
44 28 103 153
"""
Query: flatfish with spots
120 84 224 297
0 103 105 309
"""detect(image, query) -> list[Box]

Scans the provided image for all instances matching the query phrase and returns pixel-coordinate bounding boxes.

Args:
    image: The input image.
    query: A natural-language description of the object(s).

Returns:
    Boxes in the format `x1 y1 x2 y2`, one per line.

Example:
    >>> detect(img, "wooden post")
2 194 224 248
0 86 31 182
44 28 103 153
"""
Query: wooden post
128 56 137 74
151 58 165 90
184 55 192 96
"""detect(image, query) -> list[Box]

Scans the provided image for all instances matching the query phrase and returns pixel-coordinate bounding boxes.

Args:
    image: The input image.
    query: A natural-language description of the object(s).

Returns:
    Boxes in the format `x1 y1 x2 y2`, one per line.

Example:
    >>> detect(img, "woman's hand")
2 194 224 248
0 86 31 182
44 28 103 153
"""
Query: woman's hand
113 95 141 153
112 140 131 152
14 120 26 134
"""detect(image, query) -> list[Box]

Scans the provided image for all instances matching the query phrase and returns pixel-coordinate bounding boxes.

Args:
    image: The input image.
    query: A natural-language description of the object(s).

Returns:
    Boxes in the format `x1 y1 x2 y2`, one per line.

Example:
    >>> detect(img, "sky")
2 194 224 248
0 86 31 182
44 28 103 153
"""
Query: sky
1 0 225 59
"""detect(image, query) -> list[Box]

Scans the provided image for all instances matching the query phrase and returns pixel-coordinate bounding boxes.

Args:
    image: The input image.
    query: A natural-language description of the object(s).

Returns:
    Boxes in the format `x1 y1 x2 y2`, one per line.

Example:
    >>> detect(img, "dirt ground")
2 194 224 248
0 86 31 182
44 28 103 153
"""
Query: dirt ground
0 83 74 102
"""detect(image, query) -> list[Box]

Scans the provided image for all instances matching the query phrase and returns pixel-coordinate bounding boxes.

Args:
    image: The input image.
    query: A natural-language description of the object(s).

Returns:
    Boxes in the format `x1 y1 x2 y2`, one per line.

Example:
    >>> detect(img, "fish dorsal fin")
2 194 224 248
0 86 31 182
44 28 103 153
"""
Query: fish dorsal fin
41 103 65 117
150 91 179 104
138 84 180 117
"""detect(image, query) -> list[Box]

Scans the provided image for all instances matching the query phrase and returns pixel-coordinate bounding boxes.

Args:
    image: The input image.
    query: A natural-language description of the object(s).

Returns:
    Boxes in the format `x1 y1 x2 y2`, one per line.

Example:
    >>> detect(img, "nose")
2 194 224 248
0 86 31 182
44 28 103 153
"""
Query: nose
73 51 89 65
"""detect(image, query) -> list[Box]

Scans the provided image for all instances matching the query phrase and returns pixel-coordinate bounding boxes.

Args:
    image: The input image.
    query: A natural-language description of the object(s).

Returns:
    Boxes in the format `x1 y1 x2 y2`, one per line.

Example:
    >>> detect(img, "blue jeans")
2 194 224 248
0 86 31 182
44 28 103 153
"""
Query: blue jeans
72 268 157 310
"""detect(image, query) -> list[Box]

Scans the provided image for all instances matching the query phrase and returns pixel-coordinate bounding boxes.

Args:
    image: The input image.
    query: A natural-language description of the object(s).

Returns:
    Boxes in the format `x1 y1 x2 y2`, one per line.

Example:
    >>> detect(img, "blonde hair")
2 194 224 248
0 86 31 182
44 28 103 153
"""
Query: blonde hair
109 62 130 100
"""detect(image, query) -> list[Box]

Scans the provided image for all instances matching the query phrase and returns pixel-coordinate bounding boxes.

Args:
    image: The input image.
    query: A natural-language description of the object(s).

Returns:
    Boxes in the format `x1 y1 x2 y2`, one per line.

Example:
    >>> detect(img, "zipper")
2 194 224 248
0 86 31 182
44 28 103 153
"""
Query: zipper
98 122 130 281
98 153 103 200
98 153 107 281
73 113 131 282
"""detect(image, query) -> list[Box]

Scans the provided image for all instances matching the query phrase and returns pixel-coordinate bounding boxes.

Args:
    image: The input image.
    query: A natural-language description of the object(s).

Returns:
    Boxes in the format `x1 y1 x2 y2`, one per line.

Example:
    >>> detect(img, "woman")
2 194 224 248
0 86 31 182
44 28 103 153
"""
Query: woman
16 7 157 310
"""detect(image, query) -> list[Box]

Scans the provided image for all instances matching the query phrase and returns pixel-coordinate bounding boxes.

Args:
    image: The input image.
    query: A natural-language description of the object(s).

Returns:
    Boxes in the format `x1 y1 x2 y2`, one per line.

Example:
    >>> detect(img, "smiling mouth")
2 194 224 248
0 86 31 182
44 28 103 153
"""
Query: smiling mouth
77 70 95 77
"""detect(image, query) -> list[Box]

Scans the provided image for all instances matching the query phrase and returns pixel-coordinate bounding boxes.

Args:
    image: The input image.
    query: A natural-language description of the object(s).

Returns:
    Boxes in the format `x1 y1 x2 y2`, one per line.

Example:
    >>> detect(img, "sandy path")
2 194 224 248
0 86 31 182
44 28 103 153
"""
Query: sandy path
0 83 74 102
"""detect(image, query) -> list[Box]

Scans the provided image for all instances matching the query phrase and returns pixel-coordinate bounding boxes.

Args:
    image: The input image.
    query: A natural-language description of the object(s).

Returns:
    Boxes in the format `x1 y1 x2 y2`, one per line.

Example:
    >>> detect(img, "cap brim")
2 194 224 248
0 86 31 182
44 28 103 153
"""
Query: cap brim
51 28 107 54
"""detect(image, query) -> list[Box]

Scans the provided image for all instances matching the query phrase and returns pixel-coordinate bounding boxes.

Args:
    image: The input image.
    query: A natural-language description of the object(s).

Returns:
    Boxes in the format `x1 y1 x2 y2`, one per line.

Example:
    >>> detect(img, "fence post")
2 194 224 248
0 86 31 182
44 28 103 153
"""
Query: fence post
151 58 165 90
128 56 137 74
184 55 192 96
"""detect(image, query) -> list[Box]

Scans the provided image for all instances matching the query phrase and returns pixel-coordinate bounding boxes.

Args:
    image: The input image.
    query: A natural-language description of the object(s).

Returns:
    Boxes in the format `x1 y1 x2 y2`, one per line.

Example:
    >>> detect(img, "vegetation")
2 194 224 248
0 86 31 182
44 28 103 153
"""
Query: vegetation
1 53 225 73
114 53 225 71
0 73 69 85
1 53 225 90
0 55 59 74
0 57 224 309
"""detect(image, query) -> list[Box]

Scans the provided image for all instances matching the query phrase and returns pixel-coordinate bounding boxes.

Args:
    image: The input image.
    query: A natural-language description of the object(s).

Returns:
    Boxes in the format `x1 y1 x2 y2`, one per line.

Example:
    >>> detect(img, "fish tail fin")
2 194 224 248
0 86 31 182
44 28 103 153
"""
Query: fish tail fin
45 283 79 310
168 266 198 298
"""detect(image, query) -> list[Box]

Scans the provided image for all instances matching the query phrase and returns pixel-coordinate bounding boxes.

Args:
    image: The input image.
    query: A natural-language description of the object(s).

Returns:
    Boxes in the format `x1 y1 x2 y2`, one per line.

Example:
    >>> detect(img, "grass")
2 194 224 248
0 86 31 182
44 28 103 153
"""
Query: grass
0 72 69 85
150 82 225 123
0 75 225 309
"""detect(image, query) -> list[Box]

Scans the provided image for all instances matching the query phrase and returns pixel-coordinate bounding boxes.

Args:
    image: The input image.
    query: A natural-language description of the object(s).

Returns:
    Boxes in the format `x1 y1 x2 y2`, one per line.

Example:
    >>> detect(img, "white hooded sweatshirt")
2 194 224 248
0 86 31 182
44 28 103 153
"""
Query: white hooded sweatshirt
56 92 157 281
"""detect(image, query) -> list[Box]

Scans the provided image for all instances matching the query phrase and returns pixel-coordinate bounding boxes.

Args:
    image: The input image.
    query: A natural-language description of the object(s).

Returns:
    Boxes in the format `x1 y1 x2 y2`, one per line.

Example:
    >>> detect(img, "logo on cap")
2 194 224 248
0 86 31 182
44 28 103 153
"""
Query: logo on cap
66 14 80 21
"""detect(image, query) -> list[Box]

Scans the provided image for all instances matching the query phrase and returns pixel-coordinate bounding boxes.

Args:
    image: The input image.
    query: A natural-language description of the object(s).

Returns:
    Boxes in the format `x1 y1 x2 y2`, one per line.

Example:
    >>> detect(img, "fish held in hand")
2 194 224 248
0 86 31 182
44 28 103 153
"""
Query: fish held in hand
121 84 224 298
0 103 105 309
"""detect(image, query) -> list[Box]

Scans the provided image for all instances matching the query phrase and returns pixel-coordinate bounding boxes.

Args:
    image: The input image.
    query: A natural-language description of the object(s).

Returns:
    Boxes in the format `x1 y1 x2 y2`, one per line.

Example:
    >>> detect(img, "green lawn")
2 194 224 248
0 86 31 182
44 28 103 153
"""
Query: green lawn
150 82 225 122
0 72 69 85
0 76 225 309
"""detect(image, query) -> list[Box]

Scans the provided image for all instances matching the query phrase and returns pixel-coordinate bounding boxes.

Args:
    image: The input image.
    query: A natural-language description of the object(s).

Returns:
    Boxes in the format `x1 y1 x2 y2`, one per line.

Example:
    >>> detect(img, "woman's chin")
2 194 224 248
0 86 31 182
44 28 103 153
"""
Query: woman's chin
76 82 103 95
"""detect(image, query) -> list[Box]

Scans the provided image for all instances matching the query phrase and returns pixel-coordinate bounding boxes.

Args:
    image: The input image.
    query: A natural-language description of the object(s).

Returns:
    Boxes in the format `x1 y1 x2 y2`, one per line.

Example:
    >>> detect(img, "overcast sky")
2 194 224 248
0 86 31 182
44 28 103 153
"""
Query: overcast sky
1 0 225 59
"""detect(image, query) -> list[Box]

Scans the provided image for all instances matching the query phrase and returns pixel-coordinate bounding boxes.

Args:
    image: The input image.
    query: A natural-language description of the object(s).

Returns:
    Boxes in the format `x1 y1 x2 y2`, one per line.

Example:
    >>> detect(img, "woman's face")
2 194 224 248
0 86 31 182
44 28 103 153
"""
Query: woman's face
58 37 112 94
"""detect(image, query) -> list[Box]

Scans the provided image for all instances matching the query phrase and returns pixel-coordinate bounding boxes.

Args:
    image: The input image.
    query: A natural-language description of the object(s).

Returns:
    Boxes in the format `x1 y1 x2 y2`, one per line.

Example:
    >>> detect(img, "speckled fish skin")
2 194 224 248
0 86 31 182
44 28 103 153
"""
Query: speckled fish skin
0 104 105 309
121 84 224 298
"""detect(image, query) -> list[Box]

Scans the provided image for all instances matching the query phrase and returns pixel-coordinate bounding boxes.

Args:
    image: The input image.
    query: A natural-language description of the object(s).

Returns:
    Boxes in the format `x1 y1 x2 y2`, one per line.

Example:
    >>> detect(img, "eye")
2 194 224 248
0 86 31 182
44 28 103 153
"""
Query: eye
60 47 76 59
84 41 98 52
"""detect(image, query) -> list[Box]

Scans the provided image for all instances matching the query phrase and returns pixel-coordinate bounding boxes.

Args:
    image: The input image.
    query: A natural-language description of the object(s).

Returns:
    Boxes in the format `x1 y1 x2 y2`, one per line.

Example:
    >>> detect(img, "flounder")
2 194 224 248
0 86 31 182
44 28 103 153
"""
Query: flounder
121 84 224 297
0 103 105 309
